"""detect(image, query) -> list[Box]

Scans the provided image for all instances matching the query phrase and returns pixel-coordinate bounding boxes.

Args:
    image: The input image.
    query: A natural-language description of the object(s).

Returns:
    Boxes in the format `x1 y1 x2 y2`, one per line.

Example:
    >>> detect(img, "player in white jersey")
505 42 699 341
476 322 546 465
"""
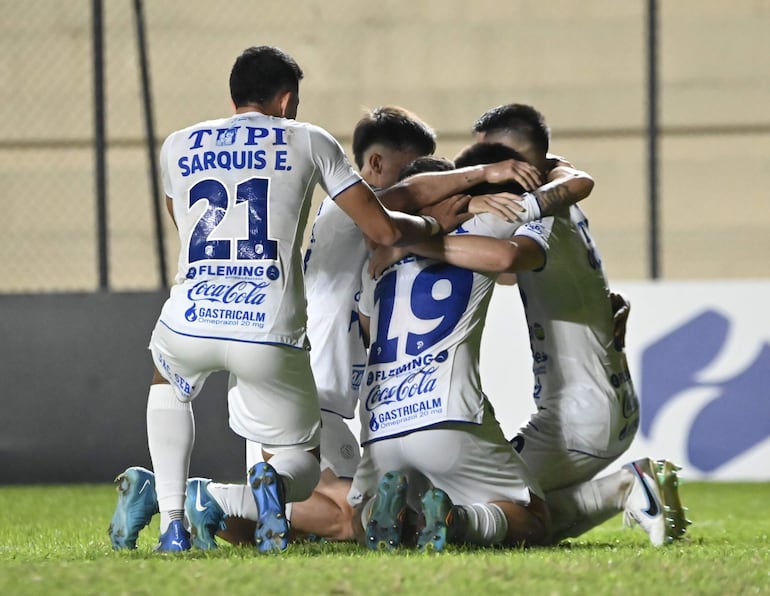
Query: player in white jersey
114 47 473 553
109 103 560 551
304 109 439 446
349 150 557 551
265 106 440 540
391 105 690 546
228 107 541 544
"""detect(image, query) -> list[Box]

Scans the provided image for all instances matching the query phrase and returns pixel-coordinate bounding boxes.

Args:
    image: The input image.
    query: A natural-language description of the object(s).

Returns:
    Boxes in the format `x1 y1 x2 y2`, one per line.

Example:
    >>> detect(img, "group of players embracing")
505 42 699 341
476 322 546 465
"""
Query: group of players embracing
108 45 690 554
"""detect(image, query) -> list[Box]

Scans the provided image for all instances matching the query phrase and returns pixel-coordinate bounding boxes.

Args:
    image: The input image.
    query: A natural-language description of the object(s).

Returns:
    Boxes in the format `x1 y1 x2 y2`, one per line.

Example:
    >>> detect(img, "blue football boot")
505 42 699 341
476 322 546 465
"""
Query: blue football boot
185 477 227 550
365 470 408 551
416 487 461 552
248 462 290 553
154 519 191 552
108 466 159 549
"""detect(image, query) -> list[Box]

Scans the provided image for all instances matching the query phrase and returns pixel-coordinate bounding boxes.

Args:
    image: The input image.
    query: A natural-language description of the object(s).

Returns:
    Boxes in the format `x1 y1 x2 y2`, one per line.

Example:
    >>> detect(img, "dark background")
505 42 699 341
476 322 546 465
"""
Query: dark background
0 292 246 484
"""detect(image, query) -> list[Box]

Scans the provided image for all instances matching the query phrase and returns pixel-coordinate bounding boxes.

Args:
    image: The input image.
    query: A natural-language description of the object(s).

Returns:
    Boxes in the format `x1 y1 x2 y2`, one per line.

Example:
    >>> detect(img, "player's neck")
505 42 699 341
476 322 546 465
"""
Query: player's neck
235 103 282 118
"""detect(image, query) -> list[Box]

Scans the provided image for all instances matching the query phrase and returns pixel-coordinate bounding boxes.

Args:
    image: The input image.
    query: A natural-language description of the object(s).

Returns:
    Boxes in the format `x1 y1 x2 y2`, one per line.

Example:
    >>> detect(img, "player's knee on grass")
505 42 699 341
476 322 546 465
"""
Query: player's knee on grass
290 475 356 541
498 493 552 547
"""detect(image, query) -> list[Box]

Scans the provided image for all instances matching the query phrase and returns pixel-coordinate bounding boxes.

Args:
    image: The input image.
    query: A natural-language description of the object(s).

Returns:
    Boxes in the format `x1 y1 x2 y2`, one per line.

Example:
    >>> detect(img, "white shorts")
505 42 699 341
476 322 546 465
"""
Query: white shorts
512 406 637 493
150 322 321 447
244 409 360 478
348 400 541 511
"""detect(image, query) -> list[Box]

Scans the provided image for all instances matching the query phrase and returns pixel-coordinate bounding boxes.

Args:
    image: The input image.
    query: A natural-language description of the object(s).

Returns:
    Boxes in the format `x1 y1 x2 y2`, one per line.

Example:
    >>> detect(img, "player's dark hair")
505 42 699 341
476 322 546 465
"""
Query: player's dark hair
454 142 527 196
352 106 436 170
229 46 304 107
397 156 455 181
472 104 550 157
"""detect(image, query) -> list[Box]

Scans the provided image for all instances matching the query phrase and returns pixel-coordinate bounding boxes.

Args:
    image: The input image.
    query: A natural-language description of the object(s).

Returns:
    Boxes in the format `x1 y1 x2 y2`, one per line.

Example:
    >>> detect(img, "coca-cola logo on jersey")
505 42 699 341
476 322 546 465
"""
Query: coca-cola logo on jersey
185 280 270 306
364 366 438 412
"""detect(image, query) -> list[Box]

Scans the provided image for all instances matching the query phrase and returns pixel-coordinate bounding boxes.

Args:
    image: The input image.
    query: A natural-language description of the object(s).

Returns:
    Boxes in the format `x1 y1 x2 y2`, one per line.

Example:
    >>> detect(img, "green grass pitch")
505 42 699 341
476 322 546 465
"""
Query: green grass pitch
1 481 769 594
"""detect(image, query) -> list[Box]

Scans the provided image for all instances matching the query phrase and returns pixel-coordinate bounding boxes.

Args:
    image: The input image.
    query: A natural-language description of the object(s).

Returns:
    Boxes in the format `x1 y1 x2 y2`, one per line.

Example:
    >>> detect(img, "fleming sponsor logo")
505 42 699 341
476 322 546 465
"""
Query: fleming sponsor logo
185 264 279 280
366 351 447 385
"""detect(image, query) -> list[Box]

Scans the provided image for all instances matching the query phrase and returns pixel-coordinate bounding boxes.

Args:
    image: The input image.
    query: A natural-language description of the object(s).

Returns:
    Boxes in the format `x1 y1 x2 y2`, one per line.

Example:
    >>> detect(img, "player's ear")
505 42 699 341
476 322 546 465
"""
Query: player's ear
277 91 291 116
277 89 298 118
368 151 383 175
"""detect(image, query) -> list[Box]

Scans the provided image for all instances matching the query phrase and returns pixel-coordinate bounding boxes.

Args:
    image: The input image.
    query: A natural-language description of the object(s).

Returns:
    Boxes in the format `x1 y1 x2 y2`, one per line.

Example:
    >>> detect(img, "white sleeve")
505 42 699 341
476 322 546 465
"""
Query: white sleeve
457 212 520 239
308 125 363 199
514 217 555 254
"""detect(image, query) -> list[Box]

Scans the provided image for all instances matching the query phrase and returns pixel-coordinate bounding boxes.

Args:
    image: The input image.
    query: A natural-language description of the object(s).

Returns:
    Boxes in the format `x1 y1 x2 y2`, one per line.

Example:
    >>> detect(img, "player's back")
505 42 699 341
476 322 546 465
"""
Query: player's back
304 196 369 418
515 205 634 404
158 111 360 348
359 213 517 444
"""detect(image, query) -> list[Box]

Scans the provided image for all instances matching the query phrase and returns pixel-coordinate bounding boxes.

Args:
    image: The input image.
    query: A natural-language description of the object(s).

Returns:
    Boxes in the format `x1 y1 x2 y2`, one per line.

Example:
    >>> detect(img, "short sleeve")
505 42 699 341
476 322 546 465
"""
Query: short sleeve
308 125 363 199
514 217 555 254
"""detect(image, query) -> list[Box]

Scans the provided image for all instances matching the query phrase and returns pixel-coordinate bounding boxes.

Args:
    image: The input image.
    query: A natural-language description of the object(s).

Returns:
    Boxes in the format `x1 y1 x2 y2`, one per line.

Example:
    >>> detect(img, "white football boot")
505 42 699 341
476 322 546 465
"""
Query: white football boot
623 458 691 546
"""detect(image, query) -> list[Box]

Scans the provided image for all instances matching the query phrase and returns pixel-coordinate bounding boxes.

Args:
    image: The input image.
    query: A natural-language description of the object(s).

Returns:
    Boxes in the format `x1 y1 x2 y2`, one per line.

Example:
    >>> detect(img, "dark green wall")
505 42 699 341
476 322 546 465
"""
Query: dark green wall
0 292 245 484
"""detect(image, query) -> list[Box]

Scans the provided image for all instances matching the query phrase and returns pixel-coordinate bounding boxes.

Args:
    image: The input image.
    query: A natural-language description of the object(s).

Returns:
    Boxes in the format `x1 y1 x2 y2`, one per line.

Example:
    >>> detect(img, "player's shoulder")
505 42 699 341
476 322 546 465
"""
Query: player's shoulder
289 119 343 144
305 121 333 144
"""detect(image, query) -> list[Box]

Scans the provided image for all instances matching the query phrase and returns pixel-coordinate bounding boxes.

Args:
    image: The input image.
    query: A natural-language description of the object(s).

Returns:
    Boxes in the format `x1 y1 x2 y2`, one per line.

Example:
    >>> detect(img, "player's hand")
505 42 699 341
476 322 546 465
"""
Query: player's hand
485 159 542 191
610 291 631 350
368 245 409 278
468 192 526 223
420 193 473 234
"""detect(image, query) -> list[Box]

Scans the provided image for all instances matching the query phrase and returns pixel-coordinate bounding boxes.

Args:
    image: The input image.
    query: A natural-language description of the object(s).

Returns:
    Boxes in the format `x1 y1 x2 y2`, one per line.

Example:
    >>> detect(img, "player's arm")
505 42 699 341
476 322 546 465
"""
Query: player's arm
545 153 573 169
334 181 471 247
533 165 594 217
369 234 545 278
469 165 594 223
377 159 542 213
414 234 545 274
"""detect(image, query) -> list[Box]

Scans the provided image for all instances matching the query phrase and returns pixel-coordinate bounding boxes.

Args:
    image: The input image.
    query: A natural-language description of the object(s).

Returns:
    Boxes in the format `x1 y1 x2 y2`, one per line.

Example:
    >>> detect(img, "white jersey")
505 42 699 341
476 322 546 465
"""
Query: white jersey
514 205 639 455
304 196 369 418
358 214 518 445
158 111 361 347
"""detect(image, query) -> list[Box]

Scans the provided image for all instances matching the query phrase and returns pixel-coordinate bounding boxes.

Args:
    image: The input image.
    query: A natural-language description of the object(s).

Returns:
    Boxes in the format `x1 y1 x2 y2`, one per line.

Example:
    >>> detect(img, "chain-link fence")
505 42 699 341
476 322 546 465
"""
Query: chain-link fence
2 0 769 293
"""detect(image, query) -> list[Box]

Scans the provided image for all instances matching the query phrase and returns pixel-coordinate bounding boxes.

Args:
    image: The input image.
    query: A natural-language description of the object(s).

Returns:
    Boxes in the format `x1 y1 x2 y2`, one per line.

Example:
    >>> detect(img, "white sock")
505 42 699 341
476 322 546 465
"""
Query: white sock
207 483 258 520
146 384 194 533
461 503 508 546
546 468 633 542
267 450 321 503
